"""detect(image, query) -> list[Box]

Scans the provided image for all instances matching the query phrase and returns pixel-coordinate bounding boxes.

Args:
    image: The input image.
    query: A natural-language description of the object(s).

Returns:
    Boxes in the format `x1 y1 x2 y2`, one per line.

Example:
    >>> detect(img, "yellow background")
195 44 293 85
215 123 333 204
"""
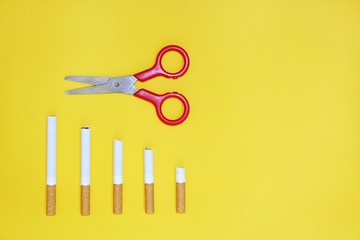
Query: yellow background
1 0 360 239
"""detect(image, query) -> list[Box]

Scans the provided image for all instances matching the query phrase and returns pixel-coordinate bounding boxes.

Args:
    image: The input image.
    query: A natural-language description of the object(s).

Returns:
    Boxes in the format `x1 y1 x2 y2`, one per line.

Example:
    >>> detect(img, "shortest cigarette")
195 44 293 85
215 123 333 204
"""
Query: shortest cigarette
46 185 56 216
81 185 90 216
176 168 186 213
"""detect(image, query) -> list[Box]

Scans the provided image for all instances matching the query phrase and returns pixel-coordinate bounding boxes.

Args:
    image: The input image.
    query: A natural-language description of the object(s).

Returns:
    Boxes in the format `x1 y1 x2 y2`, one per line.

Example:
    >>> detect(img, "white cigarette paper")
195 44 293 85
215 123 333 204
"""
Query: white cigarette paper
114 140 123 184
144 148 154 184
47 116 57 185
176 168 186 183
81 127 90 186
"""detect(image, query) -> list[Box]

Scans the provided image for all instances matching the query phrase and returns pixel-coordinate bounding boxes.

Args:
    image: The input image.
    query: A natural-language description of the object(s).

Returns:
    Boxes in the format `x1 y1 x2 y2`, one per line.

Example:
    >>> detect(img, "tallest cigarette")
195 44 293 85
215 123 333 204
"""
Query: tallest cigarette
81 127 91 216
113 139 123 214
46 116 56 216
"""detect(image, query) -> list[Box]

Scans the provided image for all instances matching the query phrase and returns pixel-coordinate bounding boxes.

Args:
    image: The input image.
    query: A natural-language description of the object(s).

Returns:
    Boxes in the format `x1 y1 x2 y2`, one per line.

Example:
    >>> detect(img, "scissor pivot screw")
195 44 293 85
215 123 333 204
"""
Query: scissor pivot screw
115 83 120 87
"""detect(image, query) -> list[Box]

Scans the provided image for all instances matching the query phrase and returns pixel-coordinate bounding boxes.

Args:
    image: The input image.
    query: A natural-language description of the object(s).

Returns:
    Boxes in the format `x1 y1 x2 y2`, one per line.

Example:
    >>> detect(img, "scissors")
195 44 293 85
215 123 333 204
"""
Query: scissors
65 45 190 126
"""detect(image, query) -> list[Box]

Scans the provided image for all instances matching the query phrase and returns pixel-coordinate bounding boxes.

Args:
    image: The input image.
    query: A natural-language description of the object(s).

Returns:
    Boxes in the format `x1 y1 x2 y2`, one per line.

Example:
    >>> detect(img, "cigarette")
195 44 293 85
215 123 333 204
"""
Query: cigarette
46 116 56 216
81 127 90 216
113 139 123 214
176 168 186 213
144 148 154 214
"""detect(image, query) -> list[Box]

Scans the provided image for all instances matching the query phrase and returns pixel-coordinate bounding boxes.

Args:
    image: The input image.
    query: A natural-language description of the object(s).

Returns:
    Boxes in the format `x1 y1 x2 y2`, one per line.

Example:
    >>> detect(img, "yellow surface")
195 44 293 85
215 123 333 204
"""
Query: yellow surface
1 0 360 239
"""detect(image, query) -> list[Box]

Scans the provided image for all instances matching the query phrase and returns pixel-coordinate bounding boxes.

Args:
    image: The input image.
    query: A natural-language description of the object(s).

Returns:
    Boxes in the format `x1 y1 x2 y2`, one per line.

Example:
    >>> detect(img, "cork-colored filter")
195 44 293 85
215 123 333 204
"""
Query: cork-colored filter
81 185 90 216
145 184 154 213
113 184 123 214
176 183 185 213
46 185 56 216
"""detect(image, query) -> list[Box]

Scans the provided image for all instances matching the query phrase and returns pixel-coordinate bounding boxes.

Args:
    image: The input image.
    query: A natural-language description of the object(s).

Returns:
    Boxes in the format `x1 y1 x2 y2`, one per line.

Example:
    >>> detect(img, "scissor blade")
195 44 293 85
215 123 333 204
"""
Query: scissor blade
65 76 110 85
65 84 115 95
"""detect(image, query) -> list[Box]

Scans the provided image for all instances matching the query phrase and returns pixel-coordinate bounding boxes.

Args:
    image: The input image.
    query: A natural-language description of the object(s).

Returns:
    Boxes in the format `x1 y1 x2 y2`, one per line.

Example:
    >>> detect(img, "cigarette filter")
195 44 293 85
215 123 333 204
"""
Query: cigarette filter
113 139 123 214
144 148 154 213
176 168 186 213
46 116 56 216
81 127 90 216
81 185 90 215
46 186 56 216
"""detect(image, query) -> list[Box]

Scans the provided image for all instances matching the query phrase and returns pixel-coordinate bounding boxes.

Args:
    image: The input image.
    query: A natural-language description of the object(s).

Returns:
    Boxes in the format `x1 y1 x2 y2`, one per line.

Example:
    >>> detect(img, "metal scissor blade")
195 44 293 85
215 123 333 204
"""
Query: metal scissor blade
65 84 115 95
65 76 110 85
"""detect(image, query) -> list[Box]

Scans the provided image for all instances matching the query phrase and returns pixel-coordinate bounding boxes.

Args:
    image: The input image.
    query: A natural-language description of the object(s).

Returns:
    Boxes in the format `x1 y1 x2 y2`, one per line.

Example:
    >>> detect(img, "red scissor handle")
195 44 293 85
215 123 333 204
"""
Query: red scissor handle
134 45 190 82
134 89 190 126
